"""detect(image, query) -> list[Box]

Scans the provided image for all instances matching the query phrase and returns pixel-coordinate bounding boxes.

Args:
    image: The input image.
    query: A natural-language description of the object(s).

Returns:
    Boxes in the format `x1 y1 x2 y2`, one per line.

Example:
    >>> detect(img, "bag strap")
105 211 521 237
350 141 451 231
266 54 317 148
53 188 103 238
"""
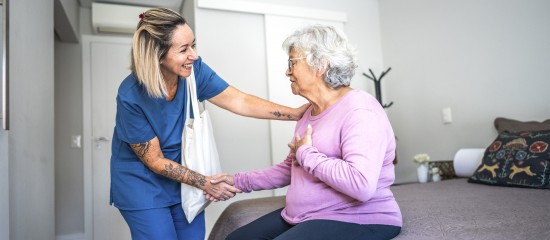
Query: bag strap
185 66 201 120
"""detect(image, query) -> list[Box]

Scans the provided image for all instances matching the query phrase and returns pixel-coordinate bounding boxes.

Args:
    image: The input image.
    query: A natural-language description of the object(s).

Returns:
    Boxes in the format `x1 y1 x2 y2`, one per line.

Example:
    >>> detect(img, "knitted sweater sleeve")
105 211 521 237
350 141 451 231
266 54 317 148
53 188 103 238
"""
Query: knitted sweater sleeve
296 108 390 202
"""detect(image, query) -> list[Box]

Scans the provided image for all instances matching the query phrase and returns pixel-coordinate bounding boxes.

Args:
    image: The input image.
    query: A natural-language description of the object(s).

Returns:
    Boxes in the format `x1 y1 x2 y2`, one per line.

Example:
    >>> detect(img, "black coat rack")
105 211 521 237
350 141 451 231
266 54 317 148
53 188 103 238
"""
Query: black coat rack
362 67 393 108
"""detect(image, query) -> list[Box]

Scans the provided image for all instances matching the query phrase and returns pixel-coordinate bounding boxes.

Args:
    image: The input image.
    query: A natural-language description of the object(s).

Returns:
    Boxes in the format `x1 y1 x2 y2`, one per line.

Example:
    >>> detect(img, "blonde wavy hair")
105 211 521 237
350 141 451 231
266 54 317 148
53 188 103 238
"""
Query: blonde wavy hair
131 8 186 98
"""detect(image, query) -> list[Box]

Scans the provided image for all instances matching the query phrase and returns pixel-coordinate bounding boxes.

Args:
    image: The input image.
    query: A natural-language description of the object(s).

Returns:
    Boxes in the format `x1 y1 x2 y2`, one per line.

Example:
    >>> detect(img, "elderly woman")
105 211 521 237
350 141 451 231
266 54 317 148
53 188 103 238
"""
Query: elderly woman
211 24 402 240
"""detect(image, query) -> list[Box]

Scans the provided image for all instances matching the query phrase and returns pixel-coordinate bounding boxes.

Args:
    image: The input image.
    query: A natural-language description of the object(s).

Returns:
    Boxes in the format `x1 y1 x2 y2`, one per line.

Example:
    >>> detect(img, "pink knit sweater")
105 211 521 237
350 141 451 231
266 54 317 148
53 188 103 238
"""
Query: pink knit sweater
234 90 402 227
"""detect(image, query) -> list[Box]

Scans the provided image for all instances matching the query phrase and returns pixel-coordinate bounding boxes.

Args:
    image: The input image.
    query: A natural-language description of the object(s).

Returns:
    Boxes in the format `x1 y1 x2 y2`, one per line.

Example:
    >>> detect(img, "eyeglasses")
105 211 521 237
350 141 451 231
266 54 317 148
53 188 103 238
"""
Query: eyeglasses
287 57 306 71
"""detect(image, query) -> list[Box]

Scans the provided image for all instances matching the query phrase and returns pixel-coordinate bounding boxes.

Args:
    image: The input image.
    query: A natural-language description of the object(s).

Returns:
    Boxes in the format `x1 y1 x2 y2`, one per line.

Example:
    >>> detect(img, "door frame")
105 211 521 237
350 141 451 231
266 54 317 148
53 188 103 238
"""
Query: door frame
197 0 346 22
82 34 132 240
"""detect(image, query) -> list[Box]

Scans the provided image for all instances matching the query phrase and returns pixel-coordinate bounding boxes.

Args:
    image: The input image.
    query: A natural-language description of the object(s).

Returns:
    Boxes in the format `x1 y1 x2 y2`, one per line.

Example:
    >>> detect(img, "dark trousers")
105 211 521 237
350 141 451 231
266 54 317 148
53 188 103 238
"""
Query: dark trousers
226 208 401 240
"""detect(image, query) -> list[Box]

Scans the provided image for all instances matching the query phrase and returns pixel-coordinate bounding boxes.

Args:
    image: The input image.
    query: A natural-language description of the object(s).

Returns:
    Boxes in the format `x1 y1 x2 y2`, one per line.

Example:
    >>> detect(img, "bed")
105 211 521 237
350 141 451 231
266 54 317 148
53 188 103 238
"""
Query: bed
391 178 550 239
208 118 550 240
209 178 550 240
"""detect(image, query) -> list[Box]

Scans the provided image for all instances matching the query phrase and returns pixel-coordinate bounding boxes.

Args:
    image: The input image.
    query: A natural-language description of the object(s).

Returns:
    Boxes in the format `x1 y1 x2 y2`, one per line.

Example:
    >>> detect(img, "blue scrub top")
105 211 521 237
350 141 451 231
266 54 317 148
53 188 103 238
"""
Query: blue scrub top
110 57 229 210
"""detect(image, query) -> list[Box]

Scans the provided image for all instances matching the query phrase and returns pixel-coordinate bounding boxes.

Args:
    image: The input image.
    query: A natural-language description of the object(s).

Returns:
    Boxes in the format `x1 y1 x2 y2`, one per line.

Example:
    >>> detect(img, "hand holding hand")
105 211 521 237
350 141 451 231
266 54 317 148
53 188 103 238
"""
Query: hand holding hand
203 173 241 202
202 173 241 202
210 173 235 186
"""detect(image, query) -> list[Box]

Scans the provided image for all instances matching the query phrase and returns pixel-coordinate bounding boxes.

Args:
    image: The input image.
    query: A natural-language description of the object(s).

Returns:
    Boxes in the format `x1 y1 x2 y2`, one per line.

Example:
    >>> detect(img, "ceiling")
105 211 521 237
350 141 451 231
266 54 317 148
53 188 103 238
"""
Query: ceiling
78 0 184 10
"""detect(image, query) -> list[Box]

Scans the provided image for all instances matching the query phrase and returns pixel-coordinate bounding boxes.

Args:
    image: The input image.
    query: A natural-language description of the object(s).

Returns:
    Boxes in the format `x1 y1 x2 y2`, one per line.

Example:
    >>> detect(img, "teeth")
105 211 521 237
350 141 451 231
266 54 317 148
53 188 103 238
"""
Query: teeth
184 64 192 68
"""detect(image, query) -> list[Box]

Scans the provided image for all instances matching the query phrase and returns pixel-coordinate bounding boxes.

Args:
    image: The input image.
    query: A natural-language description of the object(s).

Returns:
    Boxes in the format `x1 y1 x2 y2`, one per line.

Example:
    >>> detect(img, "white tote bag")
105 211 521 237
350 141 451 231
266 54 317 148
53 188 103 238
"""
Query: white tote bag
181 67 222 223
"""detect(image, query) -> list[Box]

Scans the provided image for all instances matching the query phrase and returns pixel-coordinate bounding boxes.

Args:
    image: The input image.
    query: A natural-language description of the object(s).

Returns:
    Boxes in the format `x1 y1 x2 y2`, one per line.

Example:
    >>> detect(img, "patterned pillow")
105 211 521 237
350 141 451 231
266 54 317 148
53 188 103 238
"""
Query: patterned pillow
494 117 550 133
468 130 550 189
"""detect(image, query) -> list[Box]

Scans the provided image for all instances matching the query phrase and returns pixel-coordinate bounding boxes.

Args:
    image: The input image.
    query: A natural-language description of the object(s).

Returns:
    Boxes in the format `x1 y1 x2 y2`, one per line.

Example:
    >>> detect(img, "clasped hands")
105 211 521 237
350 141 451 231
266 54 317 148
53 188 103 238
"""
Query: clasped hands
203 125 312 202
203 173 239 202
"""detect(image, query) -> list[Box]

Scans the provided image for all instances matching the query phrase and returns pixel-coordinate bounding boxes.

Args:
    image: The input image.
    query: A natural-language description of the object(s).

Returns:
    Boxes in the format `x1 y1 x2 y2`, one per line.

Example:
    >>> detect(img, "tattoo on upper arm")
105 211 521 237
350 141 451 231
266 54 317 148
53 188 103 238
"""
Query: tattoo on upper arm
130 141 151 162
160 163 206 187
270 111 293 120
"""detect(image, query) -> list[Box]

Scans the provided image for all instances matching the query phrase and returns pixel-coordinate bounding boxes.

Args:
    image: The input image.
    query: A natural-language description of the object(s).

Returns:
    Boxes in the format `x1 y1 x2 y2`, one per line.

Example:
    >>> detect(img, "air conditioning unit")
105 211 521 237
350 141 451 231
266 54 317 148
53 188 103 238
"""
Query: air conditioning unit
92 2 151 34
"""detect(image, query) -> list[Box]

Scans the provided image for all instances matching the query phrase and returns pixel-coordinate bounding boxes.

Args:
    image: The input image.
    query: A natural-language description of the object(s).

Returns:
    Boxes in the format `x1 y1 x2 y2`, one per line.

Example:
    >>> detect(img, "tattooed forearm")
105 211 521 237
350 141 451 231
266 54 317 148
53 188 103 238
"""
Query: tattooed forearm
270 111 293 120
160 163 185 182
130 141 151 162
160 163 206 187
186 169 207 187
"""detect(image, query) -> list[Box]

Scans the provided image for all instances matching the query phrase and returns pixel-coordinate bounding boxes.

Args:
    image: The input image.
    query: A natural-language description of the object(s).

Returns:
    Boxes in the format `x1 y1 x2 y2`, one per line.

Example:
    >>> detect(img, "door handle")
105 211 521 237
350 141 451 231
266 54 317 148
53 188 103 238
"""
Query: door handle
94 137 110 142
94 137 110 149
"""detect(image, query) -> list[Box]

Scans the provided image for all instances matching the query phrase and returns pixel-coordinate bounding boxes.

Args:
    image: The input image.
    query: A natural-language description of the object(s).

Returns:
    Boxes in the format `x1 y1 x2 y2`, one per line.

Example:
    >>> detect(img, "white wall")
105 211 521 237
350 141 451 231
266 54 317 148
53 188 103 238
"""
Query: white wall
0 130 8 240
380 0 550 183
0 0 8 228
6 0 56 239
55 39 84 236
53 7 92 238
54 0 80 42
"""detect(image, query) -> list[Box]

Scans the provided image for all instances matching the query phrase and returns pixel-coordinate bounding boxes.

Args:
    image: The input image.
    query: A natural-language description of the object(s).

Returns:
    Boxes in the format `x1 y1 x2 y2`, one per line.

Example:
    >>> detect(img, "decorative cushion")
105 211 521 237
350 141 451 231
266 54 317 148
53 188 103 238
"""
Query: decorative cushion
494 117 550 133
468 130 550 189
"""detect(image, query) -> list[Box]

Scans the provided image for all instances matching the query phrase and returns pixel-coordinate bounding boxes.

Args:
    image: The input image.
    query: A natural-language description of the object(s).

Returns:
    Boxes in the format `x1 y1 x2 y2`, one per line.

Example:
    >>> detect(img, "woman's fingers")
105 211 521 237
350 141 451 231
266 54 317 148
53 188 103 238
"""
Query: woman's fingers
209 173 234 186
304 124 312 145
204 180 242 201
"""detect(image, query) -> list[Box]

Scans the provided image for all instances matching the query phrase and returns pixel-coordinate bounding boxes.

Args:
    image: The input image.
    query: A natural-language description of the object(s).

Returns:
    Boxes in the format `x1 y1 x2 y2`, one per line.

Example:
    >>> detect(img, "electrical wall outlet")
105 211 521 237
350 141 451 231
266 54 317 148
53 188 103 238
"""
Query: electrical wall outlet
71 135 82 148
442 107 452 124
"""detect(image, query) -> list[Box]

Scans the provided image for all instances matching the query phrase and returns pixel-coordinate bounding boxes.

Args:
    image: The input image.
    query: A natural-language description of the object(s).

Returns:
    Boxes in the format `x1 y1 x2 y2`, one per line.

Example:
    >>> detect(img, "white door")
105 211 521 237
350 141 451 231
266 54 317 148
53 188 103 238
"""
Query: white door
85 36 132 240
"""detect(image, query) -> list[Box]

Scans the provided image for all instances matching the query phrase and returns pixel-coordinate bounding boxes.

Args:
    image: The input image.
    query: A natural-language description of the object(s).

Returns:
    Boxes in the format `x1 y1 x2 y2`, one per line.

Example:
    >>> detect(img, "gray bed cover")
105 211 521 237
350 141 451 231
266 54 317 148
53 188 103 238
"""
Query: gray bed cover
392 178 550 240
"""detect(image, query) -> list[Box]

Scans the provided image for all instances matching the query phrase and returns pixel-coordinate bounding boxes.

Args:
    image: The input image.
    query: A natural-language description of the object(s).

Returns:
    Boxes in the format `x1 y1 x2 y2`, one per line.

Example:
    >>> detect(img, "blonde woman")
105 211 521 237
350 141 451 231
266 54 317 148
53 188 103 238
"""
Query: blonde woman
110 8 307 240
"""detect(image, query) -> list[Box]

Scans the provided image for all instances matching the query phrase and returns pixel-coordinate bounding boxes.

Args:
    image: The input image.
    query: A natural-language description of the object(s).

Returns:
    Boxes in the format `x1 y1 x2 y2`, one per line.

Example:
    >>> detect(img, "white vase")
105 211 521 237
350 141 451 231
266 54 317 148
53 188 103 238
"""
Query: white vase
432 173 441 182
417 163 429 183
431 167 441 182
